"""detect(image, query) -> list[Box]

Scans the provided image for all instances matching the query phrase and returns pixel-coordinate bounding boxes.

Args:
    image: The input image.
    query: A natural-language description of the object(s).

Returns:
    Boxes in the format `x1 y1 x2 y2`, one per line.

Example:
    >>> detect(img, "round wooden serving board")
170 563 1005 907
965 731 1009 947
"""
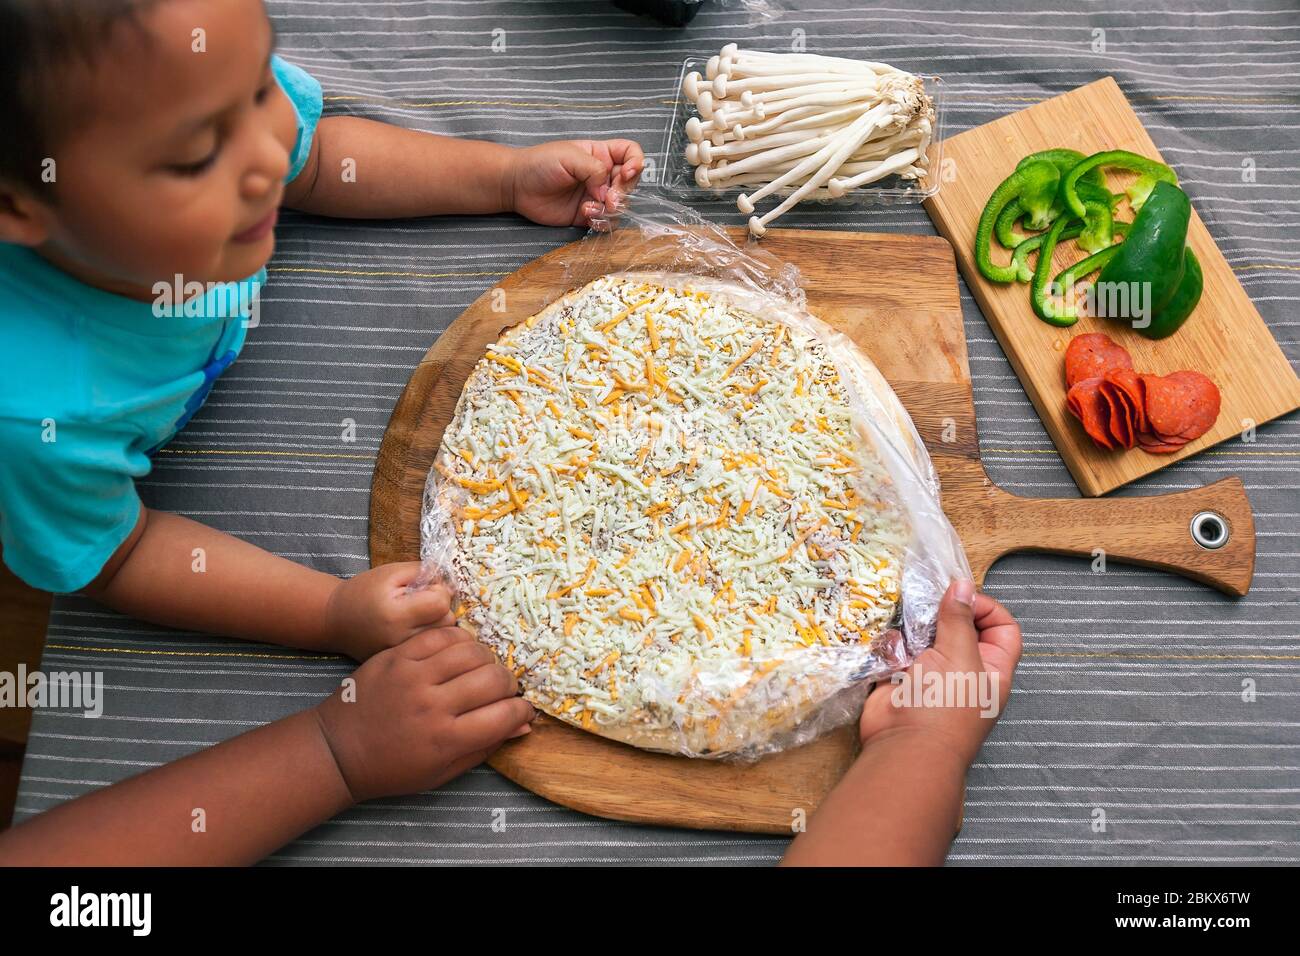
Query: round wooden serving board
369 227 1255 835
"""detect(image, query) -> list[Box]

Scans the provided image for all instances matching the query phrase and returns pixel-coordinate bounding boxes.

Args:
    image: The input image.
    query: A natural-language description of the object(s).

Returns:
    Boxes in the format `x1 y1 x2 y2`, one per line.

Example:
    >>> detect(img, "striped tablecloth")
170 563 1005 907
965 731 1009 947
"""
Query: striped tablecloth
16 0 1299 865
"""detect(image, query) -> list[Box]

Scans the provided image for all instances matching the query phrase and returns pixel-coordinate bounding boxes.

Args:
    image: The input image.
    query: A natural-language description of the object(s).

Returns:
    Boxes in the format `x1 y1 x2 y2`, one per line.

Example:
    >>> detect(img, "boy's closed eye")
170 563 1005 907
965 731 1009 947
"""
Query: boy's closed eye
168 147 219 178
161 65 278 179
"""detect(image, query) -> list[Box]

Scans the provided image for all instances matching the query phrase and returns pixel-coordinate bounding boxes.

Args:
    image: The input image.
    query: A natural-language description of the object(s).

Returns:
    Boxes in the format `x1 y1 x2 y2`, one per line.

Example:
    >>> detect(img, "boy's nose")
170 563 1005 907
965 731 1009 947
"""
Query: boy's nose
241 133 292 201
241 168 281 202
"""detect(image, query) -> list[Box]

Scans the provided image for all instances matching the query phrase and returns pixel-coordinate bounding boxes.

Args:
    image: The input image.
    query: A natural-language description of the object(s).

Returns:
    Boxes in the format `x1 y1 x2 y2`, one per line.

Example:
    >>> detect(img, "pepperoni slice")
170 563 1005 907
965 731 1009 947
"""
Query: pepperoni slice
1066 376 1116 450
1103 368 1148 436
1099 379 1134 449
1141 370 1221 441
1136 432 1190 454
1064 333 1134 389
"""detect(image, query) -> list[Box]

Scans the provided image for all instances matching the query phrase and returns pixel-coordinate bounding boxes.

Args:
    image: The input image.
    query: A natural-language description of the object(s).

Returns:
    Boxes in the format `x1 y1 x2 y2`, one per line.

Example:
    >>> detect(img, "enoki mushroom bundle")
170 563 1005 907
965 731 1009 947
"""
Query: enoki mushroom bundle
682 44 935 236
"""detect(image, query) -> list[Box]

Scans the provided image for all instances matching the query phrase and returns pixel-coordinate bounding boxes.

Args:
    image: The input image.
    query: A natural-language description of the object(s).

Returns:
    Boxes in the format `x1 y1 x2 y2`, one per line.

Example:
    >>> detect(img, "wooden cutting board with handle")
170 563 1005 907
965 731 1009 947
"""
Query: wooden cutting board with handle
925 76 1300 497
369 227 1255 835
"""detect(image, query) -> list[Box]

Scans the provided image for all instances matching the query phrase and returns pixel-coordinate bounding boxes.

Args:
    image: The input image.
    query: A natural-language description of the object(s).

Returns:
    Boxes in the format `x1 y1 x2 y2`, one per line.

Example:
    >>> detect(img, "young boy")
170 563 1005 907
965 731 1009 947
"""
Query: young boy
0 0 639 861
0 0 1022 865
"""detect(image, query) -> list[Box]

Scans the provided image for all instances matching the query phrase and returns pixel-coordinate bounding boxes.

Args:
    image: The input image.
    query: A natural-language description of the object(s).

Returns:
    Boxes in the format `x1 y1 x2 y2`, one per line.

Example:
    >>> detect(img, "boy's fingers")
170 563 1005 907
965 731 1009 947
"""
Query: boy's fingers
425 640 498 682
973 592 1016 630
374 560 424 589
977 627 1023 676
397 625 474 660
396 583 452 627
603 138 644 178
453 697 537 752
931 578 981 667
971 593 1023 669
569 147 608 196
436 747 495 784
442 660 519 714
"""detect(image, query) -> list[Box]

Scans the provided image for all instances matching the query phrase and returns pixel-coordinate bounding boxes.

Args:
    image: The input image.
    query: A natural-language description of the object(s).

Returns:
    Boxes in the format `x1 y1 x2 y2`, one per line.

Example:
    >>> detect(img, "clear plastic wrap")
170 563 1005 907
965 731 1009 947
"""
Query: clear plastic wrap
419 194 969 760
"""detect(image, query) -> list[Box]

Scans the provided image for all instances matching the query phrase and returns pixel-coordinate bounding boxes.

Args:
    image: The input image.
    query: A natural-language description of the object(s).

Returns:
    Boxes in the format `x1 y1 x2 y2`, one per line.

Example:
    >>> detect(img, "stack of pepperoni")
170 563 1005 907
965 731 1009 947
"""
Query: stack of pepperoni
1064 333 1221 455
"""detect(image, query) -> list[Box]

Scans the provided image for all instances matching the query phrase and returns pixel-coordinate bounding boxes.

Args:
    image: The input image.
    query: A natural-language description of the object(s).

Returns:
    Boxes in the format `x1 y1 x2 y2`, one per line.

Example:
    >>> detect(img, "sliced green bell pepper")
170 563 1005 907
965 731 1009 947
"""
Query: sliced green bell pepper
1062 149 1177 220
1050 245 1124 322
1011 219 1130 283
997 153 1118 251
975 159 1060 283
995 198 1028 248
1030 213 1082 326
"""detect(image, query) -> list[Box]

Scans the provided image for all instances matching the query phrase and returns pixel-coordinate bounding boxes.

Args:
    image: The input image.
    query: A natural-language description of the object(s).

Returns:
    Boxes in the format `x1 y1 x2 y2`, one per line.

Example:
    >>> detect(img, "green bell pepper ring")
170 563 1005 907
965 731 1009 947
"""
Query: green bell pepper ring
1016 160 1062 231
995 198 1027 248
1011 219 1130 284
1030 213 1082 326
1050 245 1124 321
1140 248 1203 339
1058 245 1123 292
1019 149 1107 229
1012 223 1081 282
1023 148 1108 187
993 151 1115 250
1062 149 1177 220
1096 180 1191 327
1078 198 1115 253
1000 172 1117 252
975 160 1060 283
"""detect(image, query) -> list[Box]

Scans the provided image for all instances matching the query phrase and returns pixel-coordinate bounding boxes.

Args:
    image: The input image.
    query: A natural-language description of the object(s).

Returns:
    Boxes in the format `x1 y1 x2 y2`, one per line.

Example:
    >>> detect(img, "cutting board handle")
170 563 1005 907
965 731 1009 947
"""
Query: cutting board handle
962 477 1255 596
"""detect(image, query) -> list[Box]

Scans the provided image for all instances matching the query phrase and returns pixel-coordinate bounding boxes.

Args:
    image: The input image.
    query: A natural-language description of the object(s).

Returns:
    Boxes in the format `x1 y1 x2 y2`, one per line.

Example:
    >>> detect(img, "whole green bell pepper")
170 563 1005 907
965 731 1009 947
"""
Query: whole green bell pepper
1143 248 1203 339
1095 180 1191 330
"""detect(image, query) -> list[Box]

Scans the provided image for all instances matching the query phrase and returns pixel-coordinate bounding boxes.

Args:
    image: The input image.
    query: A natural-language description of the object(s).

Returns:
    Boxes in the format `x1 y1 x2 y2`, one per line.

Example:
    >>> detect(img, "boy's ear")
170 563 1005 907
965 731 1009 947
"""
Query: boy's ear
0 184 54 246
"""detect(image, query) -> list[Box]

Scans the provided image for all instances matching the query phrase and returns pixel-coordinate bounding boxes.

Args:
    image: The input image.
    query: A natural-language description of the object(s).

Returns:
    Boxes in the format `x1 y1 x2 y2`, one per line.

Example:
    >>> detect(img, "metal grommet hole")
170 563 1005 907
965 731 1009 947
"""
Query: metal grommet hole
1191 511 1230 550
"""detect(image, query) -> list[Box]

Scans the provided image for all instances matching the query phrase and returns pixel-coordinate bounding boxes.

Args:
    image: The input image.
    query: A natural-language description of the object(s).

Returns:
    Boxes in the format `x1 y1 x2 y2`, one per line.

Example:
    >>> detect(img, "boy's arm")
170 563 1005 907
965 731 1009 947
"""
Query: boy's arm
281 116 641 225
282 116 515 217
86 507 336 650
779 729 967 866
0 627 535 866
781 583 1022 867
0 708 352 865
84 507 451 661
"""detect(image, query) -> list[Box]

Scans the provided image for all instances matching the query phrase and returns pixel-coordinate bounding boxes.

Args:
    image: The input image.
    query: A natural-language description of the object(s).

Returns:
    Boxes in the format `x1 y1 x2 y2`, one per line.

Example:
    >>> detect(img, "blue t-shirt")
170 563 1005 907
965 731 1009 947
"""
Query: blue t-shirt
0 55 322 593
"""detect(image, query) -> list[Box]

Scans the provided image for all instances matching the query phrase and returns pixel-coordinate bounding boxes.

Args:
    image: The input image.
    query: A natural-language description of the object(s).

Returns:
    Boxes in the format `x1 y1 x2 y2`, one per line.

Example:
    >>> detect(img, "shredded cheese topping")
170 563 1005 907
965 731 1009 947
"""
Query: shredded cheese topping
430 275 907 755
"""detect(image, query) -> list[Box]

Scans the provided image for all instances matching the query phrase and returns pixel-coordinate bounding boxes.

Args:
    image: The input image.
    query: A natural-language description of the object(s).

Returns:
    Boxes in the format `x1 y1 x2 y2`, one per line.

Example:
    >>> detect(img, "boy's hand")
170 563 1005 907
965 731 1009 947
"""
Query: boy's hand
314 626 536 803
859 580 1022 767
324 562 456 662
504 139 644 228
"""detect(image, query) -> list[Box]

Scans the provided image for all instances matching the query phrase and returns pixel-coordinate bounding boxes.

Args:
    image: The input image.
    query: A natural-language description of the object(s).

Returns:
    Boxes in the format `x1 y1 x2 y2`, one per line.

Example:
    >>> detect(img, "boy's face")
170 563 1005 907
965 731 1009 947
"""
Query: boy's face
32 0 298 296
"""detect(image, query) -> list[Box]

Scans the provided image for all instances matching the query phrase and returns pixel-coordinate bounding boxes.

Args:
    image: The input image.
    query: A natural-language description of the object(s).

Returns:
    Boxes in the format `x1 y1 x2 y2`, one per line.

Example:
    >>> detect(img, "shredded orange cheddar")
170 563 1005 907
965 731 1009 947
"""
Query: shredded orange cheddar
723 338 764 378
485 351 522 373
780 517 827 561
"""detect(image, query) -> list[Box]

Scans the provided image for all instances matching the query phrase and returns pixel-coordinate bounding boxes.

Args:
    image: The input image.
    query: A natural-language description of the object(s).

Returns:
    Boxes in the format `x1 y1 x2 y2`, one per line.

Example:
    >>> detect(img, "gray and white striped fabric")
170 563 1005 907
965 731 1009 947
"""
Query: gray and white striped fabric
16 0 1299 865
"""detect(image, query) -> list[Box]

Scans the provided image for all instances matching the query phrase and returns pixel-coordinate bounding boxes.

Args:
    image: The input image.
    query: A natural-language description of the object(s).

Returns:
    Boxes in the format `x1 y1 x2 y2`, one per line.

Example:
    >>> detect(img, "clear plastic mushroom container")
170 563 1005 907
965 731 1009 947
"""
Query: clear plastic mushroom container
657 54 946 215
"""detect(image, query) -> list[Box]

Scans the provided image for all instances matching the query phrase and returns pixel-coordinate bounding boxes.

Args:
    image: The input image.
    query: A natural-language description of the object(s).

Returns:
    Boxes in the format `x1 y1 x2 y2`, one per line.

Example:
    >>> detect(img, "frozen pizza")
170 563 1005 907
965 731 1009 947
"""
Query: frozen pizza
425 273 914 756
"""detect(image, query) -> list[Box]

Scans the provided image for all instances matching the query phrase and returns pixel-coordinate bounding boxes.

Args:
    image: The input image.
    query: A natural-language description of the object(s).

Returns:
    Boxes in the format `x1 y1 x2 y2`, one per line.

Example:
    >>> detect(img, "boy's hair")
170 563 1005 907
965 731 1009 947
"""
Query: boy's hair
0 0 158 193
